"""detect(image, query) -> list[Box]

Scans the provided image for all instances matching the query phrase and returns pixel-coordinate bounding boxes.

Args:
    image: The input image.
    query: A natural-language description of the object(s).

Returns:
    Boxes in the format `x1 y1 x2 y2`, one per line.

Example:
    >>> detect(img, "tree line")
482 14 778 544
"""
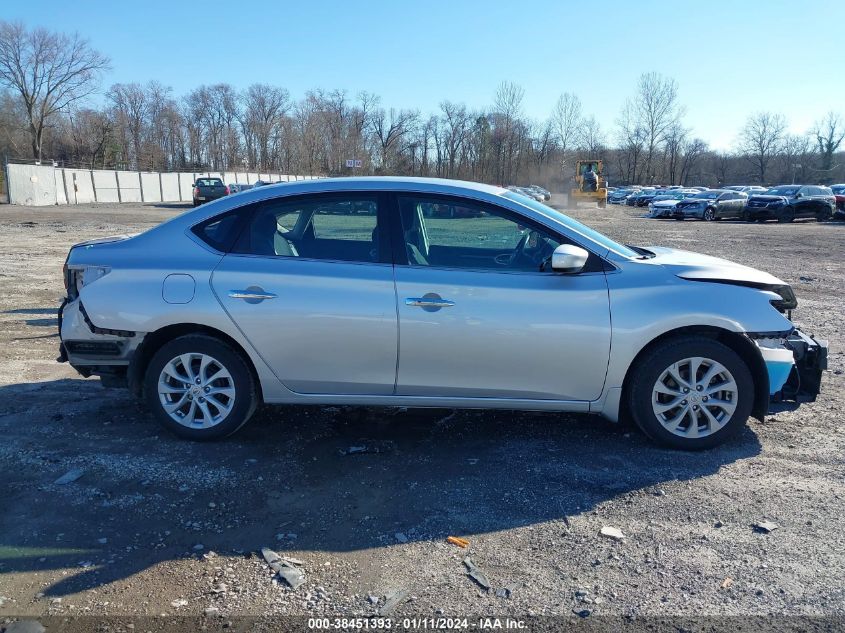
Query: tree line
1 20 843 189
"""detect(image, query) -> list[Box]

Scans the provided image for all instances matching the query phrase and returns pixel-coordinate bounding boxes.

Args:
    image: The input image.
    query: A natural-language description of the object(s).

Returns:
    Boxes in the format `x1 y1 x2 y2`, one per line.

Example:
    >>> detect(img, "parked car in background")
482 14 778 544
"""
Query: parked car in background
192 177 228 206
627 188 656 206
744 185 835 223
507 186 545 202
526 185 551 201
648 190 701 218
57 176 826 450
253 180 274 188
673 189 747 221
634 189 665 208
724 186 768 201
831 184 845 219
609 187 640 205
228 183 253 194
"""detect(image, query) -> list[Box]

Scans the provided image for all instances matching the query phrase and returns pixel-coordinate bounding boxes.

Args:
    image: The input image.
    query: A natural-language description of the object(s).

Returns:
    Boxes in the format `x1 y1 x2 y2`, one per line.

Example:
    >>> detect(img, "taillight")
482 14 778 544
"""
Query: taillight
194 187 200 197
225 186 230 195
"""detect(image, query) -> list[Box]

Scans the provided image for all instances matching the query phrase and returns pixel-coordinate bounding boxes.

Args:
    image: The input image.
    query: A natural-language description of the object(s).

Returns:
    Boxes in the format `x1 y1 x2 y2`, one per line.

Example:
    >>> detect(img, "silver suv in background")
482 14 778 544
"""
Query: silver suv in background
58 177 827 450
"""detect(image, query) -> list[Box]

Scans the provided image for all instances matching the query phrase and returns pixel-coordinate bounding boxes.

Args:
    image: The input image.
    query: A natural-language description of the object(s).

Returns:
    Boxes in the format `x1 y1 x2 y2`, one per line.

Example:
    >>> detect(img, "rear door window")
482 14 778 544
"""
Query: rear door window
231 194 385 263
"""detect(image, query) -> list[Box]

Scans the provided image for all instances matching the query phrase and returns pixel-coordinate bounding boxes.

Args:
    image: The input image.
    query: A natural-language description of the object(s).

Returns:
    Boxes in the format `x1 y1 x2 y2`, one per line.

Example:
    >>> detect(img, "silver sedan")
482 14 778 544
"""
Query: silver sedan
58 177 827 449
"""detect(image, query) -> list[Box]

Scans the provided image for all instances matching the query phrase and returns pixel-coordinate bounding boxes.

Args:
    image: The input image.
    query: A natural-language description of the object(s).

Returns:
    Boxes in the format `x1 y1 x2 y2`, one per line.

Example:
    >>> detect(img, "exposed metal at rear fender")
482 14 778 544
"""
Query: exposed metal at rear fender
592 257 793 421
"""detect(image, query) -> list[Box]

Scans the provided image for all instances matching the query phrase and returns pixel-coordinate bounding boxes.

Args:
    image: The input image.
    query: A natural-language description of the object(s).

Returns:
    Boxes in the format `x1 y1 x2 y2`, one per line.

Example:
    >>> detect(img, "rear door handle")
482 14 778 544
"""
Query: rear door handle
405 297 455 308
229 288 277 302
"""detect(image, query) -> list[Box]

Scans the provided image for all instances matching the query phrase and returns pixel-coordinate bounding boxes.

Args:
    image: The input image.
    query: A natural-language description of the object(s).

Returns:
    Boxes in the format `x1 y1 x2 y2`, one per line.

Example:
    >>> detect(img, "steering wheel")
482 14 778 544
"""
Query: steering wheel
505 231 532 268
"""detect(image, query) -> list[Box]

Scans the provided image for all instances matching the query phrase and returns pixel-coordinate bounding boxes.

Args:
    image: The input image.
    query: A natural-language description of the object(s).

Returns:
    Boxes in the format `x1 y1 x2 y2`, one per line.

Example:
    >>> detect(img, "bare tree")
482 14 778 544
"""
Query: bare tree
679 137 708 185
780 133 813 184
578 116 606 156
370 107 418 172
69 108 112 168
551 92 583 173
812 112 844 174
492 81 525 184
440 100 472 177
662 122 688 184
616 99 647 183
107 82 147 168
738 112 787 185
0 21 109 160
241 83 290 170
632 72 683 182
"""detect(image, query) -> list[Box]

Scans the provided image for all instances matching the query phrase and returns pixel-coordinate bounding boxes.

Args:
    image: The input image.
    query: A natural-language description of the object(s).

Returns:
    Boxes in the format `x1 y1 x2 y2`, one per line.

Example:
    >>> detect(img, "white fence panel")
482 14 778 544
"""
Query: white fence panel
92 171 119 203
140 172 162 202
6 163 56 206
64 169 95 204
160 173 180 201
116 171 142 203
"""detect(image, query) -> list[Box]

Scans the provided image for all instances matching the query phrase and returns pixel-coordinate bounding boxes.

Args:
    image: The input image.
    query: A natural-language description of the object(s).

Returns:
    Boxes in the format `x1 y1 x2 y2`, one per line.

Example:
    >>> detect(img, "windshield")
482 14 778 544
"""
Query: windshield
766 186 799 196
830 185 844 195
197 178 223 187
502 191 639 258
693 191 720 199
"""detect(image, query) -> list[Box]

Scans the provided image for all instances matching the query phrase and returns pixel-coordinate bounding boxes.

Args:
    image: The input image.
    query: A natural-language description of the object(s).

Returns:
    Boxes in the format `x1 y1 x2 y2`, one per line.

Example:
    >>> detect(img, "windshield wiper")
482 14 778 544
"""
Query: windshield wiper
626 245 656 259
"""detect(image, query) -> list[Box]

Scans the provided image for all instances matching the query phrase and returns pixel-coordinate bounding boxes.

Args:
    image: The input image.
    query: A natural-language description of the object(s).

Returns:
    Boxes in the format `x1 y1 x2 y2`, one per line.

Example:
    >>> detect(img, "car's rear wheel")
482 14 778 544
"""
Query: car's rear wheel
817 207 833 222
626 337 754 450
144 334 258 440
703 208 715 221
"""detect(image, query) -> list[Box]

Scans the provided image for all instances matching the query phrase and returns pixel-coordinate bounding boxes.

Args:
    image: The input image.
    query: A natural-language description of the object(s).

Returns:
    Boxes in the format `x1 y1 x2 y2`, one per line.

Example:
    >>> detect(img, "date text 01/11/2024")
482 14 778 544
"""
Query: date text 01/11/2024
307 618 528 630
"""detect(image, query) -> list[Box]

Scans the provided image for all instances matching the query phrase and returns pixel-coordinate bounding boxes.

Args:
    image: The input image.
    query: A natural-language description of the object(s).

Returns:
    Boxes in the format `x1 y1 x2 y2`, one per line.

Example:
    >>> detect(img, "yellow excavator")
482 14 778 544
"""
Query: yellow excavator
569 159 608 208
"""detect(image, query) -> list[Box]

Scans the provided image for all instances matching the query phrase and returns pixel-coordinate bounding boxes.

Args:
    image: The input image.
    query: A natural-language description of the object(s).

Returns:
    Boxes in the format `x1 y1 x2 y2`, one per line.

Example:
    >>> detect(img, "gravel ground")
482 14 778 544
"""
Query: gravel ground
0 198 843 623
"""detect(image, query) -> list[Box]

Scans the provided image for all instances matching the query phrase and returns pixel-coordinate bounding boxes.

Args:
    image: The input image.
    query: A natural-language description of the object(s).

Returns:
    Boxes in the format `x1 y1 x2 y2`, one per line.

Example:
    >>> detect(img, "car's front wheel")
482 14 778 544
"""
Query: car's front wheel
144 334 258 440
626 337 754 450
703 208 716 221
777 208 795 223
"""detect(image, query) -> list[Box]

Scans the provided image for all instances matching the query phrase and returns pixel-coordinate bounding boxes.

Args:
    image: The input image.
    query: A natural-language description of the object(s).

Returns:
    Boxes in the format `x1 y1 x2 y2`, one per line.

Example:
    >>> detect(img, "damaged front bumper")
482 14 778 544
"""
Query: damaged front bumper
754 329 828 403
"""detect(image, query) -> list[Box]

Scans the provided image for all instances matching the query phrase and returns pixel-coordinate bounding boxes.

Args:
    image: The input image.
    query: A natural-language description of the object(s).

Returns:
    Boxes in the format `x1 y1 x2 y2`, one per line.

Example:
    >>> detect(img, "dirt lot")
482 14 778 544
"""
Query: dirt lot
0 198 843 625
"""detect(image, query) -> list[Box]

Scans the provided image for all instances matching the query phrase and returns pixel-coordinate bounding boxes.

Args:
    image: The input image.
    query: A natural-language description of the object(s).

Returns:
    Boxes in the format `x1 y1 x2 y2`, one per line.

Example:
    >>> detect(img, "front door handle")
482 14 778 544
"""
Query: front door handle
405 296 455 309
229 287 277 302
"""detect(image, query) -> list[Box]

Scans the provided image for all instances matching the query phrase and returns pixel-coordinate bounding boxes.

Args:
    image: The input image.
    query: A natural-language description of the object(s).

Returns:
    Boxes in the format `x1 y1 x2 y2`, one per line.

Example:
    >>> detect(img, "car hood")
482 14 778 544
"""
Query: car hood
645 246 786 286
652 199 681 206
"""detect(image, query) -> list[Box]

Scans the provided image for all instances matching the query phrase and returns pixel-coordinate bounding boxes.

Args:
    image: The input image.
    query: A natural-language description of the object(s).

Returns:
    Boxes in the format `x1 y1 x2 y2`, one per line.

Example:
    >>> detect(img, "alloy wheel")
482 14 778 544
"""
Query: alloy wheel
158 353 236 428
651 357 738 439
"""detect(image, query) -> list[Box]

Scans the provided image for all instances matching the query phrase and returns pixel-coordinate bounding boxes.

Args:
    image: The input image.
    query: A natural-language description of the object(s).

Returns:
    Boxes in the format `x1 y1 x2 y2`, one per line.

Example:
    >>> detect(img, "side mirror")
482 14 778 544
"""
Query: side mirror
551 244 589 274
191 183 195 187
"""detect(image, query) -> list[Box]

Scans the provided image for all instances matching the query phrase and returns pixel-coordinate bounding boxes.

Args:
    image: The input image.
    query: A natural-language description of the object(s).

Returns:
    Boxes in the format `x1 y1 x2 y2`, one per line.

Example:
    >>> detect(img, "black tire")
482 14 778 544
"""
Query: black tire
143 334 258 440
703 208 715 221
625 336 754 450
777 208 795 223
817 207 833 222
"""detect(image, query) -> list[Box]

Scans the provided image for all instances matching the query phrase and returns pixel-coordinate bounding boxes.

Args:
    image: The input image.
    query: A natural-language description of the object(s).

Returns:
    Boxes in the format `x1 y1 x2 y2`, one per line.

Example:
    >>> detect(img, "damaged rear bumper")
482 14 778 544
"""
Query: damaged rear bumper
57 297 138 388
755 329 828 403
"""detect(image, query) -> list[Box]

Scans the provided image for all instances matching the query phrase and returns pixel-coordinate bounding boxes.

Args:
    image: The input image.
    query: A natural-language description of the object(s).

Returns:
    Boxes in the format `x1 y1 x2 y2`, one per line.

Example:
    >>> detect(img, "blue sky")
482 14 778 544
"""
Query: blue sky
6 0 844 150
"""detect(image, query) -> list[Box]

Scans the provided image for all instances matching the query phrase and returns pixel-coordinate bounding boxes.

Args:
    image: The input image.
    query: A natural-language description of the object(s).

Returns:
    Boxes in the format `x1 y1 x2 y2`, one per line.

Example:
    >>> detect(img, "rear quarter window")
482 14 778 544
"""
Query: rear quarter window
191 211 247 252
